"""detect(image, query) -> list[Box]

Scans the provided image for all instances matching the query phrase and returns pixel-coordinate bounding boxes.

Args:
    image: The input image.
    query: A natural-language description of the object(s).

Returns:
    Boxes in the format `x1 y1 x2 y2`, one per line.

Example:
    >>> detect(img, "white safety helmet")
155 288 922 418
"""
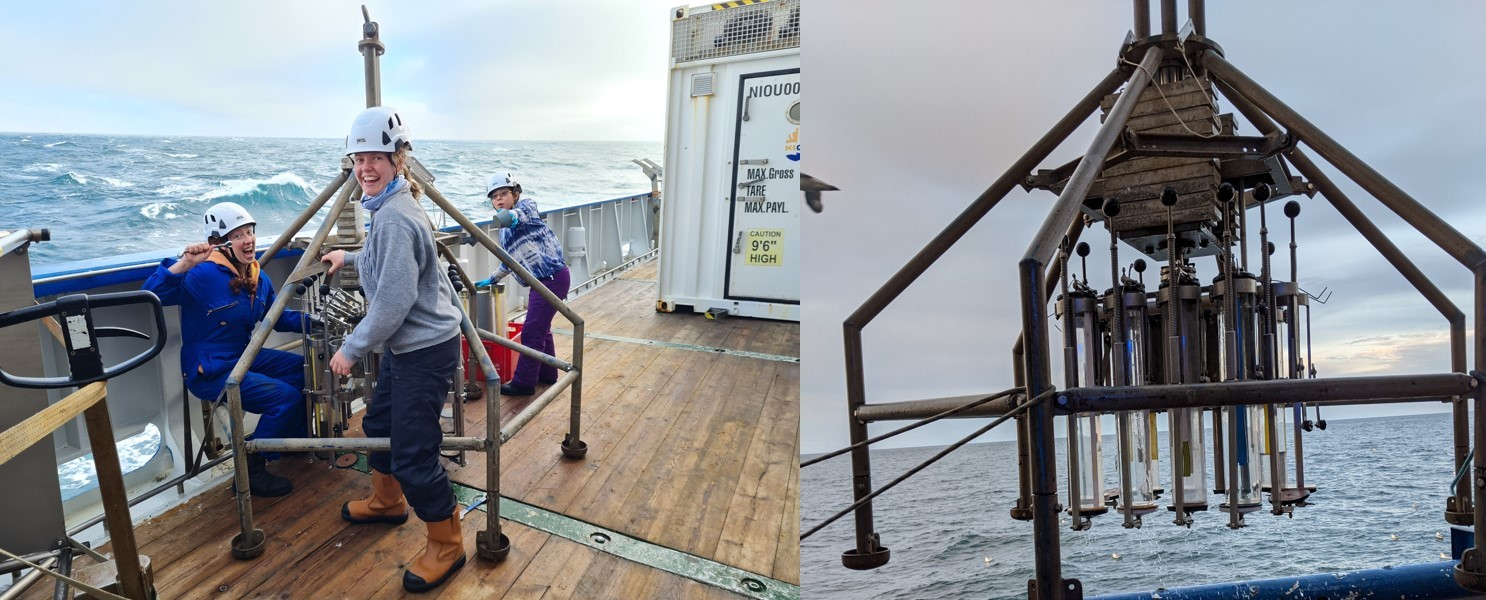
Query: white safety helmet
346 106 412 155
203 202 256 240
486 172 523 197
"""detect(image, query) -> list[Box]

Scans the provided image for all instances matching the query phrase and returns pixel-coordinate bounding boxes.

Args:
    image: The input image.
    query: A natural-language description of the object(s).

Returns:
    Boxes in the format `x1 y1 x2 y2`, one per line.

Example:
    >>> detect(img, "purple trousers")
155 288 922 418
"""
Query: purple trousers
513 267 570 387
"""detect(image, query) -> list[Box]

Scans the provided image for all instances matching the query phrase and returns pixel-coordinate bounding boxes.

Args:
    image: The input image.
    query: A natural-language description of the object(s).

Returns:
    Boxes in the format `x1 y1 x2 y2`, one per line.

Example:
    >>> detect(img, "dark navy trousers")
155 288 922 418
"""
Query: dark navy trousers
512 267 570 387
362 334 460 522
187 348 306 461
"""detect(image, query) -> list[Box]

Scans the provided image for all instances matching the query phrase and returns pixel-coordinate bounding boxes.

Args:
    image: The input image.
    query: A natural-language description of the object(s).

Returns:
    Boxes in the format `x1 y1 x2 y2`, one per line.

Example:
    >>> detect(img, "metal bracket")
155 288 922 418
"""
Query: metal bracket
1028 578 1083 600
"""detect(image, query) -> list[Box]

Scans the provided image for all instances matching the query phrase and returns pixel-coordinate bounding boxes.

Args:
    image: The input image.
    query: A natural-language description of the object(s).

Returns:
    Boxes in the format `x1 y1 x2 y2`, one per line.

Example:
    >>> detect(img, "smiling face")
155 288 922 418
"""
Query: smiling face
489 187 517 210
222 224 256 263
352 151 399 197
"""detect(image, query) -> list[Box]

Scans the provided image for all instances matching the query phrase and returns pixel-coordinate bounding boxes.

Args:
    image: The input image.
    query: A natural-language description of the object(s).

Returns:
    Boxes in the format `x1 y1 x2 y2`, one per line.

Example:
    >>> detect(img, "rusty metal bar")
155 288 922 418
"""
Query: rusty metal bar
1160 0 1177 34
1056 373 1474 412
1188 0 1205 36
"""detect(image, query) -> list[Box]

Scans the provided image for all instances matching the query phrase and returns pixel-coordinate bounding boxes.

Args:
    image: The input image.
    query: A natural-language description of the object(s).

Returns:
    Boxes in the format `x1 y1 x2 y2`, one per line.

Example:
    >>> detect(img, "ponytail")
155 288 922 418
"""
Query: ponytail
392 146 423 199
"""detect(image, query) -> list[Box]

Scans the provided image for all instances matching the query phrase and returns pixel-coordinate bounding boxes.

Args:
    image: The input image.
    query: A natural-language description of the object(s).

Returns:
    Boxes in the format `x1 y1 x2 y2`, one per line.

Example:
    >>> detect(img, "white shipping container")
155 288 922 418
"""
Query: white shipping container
658 0 801 321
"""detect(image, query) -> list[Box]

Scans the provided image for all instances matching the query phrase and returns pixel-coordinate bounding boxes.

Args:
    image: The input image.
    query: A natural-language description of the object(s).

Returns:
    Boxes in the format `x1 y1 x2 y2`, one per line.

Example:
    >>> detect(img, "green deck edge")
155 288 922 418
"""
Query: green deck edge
348 454 798 600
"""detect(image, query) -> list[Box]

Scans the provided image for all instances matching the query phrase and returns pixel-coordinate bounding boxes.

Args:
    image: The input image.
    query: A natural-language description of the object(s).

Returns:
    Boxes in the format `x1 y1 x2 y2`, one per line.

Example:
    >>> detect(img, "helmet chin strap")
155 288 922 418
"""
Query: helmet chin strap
218 244 244 266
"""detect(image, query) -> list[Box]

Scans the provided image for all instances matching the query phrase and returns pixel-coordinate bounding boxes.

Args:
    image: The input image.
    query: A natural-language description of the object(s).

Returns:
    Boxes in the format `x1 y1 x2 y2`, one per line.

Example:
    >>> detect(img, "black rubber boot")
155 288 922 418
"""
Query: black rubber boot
243 455 293 497
500 383 535 396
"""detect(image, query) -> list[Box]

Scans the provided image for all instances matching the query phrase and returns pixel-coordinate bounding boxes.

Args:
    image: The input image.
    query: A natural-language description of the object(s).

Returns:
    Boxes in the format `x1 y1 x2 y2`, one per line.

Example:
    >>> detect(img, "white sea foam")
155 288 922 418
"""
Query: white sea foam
23 162 61 173
165 153 199 158
101 177 134 188
200 171 315 202
140 201 181 219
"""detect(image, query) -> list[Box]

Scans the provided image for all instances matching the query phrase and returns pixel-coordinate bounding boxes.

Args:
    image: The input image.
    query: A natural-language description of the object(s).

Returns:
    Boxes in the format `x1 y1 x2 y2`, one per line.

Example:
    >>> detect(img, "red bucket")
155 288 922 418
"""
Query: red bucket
463 322 522 383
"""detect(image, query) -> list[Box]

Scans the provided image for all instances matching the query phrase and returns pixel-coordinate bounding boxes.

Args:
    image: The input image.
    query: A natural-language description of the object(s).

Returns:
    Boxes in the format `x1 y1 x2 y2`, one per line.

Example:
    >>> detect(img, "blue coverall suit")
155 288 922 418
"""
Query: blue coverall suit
143 256 307 459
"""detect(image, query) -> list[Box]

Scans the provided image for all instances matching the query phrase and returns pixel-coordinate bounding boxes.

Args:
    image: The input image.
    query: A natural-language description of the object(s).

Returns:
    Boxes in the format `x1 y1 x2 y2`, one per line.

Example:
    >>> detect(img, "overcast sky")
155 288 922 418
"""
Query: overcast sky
0 1 681 141
802 1 1486 454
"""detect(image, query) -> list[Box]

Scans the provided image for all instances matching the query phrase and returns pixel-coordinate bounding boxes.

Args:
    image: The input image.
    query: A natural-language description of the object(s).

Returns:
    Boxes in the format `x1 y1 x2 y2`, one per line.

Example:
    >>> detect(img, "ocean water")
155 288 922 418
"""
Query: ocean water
801 411 1461 598
0 132 661 266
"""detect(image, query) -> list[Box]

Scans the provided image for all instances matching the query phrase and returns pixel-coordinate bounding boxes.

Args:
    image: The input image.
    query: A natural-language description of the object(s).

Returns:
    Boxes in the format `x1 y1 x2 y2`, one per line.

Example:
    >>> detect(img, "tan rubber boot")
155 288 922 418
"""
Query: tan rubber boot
402 507 467 593
341 470 409 525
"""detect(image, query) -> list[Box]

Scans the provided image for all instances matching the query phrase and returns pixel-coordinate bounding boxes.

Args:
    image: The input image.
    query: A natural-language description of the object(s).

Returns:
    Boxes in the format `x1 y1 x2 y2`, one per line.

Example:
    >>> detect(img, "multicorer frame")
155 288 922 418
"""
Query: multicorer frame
218 7 590 567
824 2 1485 598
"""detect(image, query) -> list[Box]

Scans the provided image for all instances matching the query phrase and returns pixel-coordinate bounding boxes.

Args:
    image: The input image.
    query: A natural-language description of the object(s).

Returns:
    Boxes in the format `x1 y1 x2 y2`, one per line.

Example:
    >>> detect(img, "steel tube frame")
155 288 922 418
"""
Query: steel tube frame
839 66 1132 562
247 437 486 452
1160 0 1177 34
1012 215 1089 520
227 173 357 555
1212 76 1474 517
257 172 350 266
414 176 586 456
1203 52 1486 268
1056 373 1474 413
500 371 581 443
476 327 574 371
853 393 1020 422
1132 0 1150 39
1204 53 1486 587
1018 45 1163 596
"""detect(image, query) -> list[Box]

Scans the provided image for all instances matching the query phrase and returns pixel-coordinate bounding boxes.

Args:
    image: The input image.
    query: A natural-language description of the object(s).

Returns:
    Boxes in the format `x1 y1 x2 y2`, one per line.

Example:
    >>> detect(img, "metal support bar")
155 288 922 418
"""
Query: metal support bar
246 437 485 452
1025 46 1163 267
1011 216 1089 521
257 171 350 266
839 65 1131 563
475 327 573 371
1187 0 1204 36
1132 0 1150 39
1160 0 1176 34
808 388 1022 468
1017 48 1161 577
1210 57 1479 523
412 174 586 457
1203 51 1486 269
1123 131 1283 159
1057 373 1474 413
500 371 580 442
853 393 1020 422
1019 258 1064 597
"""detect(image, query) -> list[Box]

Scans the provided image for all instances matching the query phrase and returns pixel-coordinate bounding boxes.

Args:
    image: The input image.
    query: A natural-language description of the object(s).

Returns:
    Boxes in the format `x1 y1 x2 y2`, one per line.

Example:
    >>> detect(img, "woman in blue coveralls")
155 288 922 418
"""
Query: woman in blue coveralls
142 201 307 497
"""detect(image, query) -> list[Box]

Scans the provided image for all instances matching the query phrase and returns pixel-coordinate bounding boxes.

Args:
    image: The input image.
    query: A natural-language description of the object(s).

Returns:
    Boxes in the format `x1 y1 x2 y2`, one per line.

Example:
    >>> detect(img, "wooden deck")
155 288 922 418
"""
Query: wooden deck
35 261 799 599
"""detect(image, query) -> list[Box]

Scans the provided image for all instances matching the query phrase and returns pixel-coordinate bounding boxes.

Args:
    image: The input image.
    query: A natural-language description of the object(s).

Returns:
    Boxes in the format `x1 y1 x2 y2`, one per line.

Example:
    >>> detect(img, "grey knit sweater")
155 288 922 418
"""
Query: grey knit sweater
340 186 461 361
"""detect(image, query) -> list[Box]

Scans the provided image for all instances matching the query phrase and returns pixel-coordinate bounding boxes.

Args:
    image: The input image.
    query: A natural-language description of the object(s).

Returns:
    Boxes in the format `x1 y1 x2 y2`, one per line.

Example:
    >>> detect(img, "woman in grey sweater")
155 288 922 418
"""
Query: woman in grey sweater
322 106 468 593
